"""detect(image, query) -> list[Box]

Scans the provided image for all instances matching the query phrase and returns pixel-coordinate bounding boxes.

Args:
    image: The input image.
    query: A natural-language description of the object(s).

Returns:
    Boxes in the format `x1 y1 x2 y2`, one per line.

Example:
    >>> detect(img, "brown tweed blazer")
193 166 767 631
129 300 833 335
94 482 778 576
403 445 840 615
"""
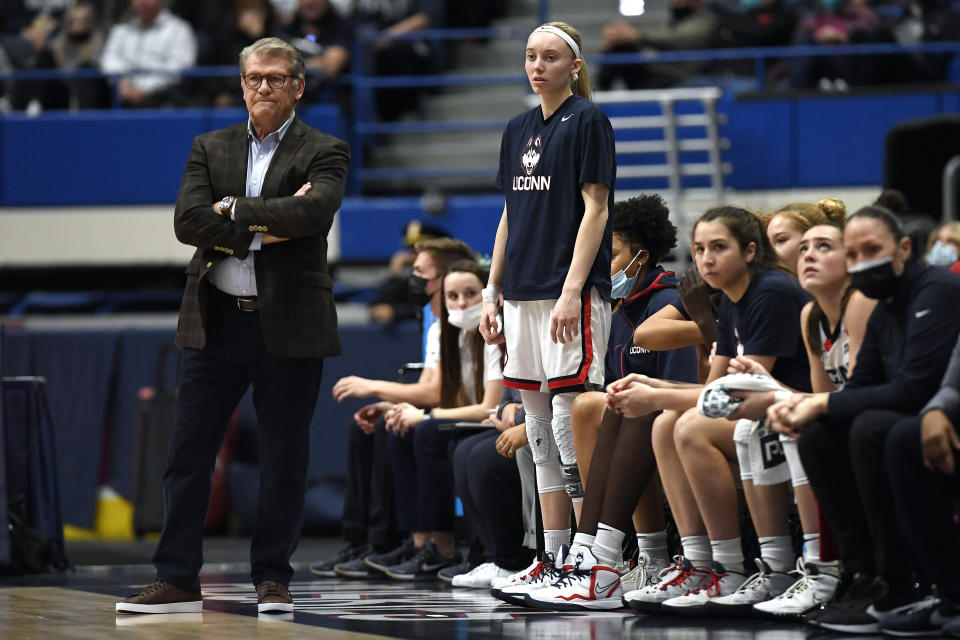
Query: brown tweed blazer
173 116 350 359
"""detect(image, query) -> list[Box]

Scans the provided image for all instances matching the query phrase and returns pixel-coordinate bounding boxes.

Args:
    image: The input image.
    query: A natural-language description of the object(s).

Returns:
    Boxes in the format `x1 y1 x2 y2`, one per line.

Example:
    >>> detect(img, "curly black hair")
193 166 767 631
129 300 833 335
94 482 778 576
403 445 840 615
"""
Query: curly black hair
612 194 678 265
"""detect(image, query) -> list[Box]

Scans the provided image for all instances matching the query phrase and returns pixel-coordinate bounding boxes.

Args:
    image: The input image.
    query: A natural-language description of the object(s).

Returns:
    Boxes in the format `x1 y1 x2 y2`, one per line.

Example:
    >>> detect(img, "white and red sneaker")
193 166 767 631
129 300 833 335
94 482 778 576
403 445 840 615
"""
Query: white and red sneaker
523 546 624 611
622 556 711 614
491 546 568 607
661 561 747 616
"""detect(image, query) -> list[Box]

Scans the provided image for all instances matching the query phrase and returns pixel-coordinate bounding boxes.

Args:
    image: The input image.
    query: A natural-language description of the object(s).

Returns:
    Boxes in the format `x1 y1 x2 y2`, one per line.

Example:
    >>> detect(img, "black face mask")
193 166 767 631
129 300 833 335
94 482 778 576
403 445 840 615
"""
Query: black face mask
408 275 432 305
849 256 900 299
67 31 92 44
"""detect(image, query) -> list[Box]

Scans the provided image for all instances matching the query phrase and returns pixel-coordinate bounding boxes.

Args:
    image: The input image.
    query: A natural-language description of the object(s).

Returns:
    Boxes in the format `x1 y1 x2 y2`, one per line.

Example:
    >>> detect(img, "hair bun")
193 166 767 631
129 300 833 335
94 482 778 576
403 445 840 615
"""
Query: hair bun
817 198 846 223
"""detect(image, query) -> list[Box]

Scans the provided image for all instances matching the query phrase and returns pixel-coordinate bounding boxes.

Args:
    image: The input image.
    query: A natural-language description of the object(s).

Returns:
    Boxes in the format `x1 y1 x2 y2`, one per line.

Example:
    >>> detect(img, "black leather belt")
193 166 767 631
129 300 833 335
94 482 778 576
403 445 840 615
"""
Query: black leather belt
208 283 259 312
236 297 258 312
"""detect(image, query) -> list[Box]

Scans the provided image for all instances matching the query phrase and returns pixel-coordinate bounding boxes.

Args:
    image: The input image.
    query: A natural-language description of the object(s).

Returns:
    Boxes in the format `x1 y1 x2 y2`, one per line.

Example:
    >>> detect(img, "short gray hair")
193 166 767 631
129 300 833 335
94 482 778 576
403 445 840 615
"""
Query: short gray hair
239 37 305 79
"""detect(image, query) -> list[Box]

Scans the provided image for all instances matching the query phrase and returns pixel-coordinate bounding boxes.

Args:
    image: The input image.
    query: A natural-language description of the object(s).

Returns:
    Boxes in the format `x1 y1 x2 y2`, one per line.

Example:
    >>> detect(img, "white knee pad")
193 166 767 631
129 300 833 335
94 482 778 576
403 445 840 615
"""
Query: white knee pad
735 438 753 482
526 414 564 493
551 392 577 466
781 436 808 487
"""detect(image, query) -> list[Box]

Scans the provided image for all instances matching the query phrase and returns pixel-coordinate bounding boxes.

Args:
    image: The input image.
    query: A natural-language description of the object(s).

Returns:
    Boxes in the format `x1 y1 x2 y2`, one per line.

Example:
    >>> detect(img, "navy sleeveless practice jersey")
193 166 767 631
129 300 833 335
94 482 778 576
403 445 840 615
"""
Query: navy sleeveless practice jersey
495 94 616 302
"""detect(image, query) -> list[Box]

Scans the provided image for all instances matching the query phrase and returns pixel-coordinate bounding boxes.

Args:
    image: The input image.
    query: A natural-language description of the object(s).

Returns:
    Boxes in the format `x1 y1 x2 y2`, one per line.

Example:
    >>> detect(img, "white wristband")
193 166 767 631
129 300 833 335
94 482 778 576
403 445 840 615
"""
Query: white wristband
482 284 501 303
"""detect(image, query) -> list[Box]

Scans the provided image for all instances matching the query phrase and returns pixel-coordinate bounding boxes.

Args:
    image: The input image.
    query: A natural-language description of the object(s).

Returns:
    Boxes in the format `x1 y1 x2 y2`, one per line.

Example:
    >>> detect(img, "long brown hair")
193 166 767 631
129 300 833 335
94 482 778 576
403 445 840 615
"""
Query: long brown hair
438 260 490 408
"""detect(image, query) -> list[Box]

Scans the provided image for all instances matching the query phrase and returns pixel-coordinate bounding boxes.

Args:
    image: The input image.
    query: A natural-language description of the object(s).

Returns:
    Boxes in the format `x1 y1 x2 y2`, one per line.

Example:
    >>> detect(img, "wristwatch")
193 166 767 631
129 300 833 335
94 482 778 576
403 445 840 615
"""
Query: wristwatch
219 196 236 216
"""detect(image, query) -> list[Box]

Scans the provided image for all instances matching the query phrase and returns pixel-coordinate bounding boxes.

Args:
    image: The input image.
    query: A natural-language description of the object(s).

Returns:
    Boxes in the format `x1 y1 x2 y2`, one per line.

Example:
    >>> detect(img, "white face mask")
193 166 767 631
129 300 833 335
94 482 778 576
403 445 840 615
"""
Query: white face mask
927 241 959 267
447 302 484 330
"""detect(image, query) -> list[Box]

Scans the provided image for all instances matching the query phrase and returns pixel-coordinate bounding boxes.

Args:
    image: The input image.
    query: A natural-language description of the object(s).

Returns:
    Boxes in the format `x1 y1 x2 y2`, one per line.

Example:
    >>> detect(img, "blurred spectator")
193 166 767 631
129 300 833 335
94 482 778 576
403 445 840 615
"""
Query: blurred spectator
368 220 450 325
712 0 798 80
23 2 110 110
789 0 891 90
205 0 277 108
0 1 62 112
0 0 74 35
168 0 230 62
597 0 720 89
347 0 446 120
925 221 960 267
99 0 197 107
714 0 798 48
446 0 506 29
279 0 351 90
920 0 960 80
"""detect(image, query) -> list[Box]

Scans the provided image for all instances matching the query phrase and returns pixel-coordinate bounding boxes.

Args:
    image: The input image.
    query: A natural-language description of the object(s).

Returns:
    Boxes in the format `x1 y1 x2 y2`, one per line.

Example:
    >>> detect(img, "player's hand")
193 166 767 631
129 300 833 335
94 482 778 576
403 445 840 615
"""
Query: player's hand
385 402 425 435
496 424 528 458
767 393 823 437
728 356 772 378
729 390 777 421
921 409 960 475
480 301 504 345
607 380 657 418
354 401 392 434
550 292 581 344
678 267 718 346
333 376 375 402
500 402 523 428
293 182 312 196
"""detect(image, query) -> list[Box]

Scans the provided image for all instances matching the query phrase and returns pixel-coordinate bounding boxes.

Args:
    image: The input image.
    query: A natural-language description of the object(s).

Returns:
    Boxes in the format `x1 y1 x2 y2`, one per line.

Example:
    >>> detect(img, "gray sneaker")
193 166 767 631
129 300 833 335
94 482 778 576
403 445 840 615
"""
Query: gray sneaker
384 542 461 580
334 548 379 578
365 538 417 574
308 544 371 577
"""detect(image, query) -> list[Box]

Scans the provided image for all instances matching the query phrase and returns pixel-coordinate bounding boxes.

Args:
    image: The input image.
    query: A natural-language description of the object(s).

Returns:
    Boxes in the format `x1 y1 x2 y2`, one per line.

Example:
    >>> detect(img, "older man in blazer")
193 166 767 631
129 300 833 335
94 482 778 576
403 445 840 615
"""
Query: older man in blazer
117 37 349 615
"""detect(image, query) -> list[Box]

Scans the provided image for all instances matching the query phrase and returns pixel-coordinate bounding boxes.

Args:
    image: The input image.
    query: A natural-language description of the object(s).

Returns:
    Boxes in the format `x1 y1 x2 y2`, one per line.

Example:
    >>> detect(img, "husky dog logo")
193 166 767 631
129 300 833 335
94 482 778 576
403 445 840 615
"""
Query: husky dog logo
521 135 543 176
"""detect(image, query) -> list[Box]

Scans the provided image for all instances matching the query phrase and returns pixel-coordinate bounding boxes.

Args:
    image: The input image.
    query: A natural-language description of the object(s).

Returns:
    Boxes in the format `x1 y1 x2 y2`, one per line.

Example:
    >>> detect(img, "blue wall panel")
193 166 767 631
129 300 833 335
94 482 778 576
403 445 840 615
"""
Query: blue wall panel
338 194 503 260
794 93 940 186
0 105 345 206
720 95 794 189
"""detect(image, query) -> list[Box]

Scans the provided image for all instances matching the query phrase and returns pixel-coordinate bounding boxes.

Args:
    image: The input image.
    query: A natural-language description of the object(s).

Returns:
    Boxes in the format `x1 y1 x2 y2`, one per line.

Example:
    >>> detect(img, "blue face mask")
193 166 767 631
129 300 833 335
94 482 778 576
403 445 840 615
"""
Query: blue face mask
927 241 959 267
611 249 645 299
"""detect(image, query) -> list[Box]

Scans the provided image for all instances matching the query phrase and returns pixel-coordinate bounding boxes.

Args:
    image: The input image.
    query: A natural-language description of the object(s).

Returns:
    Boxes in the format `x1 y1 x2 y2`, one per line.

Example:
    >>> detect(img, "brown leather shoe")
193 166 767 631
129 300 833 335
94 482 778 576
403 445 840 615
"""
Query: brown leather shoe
256 579 293 613
116 579 202 614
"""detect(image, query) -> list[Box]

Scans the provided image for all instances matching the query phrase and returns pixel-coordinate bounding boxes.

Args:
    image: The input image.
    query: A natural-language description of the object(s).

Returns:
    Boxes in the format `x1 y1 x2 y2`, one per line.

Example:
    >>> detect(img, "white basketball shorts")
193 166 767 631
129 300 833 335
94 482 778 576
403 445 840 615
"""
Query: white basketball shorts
502 287 611 394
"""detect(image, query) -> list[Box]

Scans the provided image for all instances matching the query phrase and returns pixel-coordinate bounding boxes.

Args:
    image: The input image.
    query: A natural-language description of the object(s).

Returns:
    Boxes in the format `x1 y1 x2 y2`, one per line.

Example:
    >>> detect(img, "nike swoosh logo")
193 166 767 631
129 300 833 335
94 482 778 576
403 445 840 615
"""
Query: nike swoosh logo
915 309 932 318
594 578 619 595
561 114 573 122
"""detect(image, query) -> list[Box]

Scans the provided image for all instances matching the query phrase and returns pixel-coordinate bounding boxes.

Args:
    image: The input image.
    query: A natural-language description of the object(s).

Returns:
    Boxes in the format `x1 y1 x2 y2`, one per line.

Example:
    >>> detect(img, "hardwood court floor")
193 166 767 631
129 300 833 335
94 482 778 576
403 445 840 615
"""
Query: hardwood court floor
0 537 860 640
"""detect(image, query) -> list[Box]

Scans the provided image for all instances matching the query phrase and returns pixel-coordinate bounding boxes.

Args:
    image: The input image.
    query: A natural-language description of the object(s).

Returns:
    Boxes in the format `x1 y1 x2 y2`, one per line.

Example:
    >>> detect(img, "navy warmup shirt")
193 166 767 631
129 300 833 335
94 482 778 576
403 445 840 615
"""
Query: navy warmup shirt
604 267 700 386
715 268 812 392
828 259 960 421
496 94 616 302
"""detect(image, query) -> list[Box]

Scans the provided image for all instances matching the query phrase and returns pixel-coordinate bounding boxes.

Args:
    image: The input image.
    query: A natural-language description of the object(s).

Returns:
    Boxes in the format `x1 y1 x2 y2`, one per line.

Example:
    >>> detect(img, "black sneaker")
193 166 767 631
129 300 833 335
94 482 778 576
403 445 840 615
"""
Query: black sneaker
880 597 960 637
334 548 378 578
438 560 472 584
383 542 461 580
364 538 417 574
308 544 371 577
815 574 916 634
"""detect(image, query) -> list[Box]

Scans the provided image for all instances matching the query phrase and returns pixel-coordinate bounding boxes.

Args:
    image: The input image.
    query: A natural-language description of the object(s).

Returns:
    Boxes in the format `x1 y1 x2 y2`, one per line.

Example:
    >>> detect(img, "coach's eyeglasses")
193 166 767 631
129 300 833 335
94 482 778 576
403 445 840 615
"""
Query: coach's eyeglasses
242 74 294 90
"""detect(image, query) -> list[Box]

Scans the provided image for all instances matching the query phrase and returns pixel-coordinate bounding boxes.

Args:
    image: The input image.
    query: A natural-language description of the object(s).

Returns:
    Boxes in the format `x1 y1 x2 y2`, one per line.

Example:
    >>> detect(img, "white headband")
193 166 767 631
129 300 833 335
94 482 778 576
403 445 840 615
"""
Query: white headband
532 25 581 60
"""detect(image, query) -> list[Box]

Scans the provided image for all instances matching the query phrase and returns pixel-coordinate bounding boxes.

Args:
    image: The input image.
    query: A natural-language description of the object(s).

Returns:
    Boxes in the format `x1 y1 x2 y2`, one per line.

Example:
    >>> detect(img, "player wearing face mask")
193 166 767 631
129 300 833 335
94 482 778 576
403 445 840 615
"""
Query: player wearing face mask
924 222 960 268
768 206 960 634
380 260 506 581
